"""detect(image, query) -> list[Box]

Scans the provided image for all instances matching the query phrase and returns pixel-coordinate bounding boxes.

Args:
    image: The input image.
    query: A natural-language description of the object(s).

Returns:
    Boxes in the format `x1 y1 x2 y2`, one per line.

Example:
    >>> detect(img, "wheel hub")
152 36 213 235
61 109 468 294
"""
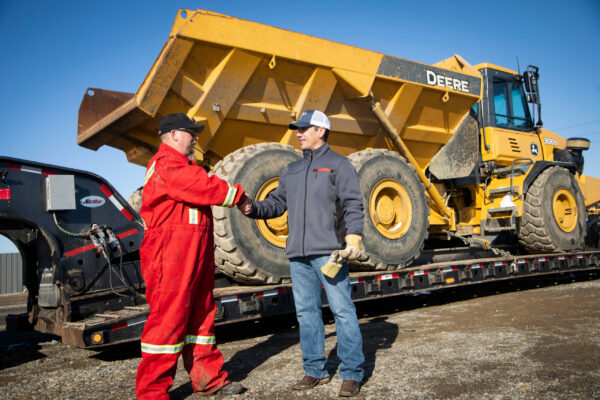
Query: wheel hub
553 188 577 232
369 179 412 239
255 178 287 247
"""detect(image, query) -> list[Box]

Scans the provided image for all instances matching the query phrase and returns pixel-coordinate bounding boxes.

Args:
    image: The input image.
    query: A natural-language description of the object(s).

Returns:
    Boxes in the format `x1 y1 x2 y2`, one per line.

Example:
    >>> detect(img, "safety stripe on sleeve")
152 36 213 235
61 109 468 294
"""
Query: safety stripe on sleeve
185 335 216 345
140 341 184 354
189 208 198 224
143 161 156 186
220 185 237 208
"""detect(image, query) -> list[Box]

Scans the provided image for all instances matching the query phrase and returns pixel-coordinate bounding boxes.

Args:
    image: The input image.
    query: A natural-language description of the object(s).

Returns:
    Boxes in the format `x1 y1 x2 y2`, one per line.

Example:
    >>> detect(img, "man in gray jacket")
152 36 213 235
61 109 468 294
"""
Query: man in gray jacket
239 110 364 397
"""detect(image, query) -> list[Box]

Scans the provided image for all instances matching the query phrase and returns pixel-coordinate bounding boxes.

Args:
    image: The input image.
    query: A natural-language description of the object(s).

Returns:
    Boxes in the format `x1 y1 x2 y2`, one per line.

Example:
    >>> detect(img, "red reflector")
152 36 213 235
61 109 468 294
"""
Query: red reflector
99 184 112 197
111 321 128 331
0 189 10 200
4 162 20 170
65 243 95 257
117 229 137 239
121 208 133 220
278 288 287 295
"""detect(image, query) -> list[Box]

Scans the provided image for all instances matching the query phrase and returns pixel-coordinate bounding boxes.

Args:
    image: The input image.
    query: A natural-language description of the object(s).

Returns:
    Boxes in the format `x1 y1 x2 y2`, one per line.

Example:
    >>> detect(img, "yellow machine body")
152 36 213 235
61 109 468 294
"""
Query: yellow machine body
77 9 600 282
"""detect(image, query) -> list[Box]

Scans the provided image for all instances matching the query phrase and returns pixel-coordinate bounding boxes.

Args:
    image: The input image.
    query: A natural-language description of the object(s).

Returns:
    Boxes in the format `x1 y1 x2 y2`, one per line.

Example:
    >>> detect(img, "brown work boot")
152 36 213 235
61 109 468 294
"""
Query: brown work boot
339 379 360 397
291 375 331 390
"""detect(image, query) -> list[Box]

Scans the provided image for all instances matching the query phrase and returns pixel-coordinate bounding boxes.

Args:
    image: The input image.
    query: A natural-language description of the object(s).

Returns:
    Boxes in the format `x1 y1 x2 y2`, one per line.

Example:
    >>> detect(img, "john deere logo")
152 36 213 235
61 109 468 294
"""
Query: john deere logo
530 143 539 156
80 195 105 208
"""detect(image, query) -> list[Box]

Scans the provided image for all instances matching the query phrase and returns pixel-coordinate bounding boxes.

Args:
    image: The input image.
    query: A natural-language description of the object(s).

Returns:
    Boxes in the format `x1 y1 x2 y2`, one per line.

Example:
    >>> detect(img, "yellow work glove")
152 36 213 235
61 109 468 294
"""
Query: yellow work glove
320 250 343 278
320 235 363 278
337 234 362 260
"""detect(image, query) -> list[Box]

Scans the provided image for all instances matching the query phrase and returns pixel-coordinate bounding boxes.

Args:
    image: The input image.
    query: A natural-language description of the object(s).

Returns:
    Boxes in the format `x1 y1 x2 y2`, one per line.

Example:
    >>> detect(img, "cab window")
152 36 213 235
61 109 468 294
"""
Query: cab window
492 78 532 130
493 81 508 125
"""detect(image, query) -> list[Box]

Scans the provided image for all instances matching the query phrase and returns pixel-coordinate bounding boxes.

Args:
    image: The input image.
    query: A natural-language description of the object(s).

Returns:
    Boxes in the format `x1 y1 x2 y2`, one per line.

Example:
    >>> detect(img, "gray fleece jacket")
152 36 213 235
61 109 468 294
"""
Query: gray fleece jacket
249 143 364 259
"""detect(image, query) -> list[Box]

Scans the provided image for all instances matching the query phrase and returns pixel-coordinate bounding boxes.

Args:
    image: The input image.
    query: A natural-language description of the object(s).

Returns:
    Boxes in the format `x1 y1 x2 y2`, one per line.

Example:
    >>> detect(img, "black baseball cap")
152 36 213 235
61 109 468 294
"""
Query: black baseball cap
158 113 205 135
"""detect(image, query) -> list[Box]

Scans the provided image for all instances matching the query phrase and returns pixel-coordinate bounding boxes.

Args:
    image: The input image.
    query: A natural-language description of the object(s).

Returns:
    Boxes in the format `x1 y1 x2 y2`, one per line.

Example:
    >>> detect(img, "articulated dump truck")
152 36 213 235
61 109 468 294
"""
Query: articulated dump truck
78 9 600 285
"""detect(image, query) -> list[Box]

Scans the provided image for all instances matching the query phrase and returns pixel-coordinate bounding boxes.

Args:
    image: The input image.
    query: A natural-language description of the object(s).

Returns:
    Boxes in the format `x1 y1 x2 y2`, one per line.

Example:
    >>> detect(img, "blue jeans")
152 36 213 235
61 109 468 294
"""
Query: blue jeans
289 255 364 382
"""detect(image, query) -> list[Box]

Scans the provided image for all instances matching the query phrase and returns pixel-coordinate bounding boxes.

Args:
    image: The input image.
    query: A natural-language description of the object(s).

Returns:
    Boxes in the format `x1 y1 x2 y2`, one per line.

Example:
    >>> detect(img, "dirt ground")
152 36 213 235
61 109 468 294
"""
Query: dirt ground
1 271 599 399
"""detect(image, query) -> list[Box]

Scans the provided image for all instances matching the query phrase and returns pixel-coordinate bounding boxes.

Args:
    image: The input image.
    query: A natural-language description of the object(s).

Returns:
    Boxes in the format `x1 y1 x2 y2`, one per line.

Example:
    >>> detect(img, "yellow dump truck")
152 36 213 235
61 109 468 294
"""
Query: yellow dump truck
78 9 600 284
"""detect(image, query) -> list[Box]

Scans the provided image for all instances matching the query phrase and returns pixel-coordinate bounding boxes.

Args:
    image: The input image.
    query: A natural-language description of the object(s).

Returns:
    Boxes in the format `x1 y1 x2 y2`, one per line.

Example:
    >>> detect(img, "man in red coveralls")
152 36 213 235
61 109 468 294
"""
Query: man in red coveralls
136 113 247 398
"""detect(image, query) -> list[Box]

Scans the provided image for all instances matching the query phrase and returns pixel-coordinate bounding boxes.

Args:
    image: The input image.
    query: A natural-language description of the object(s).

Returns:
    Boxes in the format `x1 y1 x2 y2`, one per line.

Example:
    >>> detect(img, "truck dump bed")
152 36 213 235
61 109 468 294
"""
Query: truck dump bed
78 8 482 170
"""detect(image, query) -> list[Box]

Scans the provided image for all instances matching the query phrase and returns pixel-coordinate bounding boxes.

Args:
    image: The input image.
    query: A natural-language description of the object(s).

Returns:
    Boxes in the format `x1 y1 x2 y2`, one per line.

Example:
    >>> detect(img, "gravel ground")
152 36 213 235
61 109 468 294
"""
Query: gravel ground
1 272 599 399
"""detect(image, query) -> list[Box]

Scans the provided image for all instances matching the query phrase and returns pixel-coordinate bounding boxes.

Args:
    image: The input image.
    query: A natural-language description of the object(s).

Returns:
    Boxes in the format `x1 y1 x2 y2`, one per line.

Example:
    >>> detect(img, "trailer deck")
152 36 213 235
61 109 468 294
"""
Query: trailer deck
62 250 599 348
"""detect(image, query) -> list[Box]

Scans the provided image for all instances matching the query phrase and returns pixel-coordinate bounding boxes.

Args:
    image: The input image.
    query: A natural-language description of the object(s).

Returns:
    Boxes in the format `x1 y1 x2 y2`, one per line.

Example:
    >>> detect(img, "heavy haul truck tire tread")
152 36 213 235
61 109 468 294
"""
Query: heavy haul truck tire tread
518 166 586 252
127 187 143 213
348 149 429 271
212 143 302 284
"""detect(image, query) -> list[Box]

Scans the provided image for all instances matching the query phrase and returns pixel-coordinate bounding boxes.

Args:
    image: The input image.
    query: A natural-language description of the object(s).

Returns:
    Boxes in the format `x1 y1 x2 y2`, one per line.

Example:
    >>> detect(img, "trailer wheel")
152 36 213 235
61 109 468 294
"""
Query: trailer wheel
518 166 586 252
349 149 429 270
212 143 302 284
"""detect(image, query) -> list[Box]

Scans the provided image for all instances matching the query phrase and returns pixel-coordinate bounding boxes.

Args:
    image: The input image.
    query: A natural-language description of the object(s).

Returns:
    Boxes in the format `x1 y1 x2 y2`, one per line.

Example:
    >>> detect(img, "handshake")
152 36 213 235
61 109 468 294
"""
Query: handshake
236 194 253 215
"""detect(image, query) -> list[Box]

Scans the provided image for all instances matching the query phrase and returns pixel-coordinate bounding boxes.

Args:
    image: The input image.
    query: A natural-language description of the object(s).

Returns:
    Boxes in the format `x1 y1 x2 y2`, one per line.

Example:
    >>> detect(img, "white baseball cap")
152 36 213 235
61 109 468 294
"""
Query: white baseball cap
289 110 330 130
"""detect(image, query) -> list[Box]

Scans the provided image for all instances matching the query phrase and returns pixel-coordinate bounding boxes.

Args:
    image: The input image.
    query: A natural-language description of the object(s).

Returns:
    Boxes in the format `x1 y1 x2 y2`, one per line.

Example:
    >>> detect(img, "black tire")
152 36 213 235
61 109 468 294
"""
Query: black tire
518 166 587 252
212 143 302 284
349 149 429 270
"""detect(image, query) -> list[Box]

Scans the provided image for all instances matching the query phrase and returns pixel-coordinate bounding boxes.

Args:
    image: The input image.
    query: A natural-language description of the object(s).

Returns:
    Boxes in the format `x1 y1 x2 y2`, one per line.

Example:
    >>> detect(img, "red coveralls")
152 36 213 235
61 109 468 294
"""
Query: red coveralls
136 144 245 399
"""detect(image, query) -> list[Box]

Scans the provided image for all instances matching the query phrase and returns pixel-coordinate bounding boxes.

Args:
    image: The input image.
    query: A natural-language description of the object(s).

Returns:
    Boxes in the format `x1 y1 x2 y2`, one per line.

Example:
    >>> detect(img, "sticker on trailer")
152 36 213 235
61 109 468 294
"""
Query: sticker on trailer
517 259 527 264
111 316 146 331
259 289 278 298
80 195 106 208
219 295 238 303
99 184 133 220
493 261 506 267
126 316 147 327
3 162 56 175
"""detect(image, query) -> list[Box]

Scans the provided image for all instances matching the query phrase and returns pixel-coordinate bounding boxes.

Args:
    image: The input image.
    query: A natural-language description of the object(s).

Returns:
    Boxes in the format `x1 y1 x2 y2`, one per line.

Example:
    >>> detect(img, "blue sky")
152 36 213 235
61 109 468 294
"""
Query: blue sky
1 0 599 252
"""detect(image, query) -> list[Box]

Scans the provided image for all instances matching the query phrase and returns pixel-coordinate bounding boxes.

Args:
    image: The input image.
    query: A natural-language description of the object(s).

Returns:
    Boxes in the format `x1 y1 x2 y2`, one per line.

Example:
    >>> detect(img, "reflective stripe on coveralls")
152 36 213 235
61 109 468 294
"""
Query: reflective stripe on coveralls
220 184 238 208
141 335 216 354
144 161 156 186
189 208 199 224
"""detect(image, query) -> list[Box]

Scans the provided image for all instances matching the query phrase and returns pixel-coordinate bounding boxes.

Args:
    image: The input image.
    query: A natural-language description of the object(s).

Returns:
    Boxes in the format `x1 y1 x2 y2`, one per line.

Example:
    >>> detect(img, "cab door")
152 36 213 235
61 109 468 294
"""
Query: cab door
478 68 543 166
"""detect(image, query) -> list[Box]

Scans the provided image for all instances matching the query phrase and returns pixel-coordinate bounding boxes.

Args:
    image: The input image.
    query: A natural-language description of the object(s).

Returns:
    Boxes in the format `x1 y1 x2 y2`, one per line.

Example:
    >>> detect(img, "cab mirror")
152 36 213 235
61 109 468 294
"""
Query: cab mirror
523 66 540 104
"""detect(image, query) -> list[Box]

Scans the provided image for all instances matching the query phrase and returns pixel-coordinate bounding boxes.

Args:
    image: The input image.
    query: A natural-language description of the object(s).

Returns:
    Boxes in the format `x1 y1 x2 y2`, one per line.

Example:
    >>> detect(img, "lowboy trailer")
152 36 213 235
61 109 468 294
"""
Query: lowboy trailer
1 156 598 348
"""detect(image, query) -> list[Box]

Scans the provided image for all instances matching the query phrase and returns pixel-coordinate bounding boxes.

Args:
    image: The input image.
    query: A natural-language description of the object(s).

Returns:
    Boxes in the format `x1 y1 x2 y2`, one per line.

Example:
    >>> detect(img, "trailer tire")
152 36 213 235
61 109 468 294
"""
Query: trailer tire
349 149 429 270
212 143 302 284
518 166 586 252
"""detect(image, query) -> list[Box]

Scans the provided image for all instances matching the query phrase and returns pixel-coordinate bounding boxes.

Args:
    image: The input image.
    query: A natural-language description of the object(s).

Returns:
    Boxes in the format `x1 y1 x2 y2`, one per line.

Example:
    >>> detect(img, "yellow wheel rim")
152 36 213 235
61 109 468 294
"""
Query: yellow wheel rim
553 188 577 232
369 179 412 239
255 178 287 248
